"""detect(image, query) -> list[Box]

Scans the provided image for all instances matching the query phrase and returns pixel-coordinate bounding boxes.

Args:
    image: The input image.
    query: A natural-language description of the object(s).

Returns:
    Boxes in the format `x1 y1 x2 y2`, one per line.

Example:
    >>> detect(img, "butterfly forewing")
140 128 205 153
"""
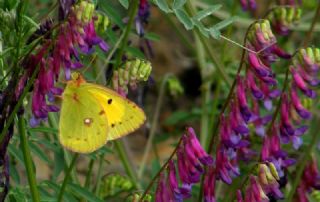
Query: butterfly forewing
83 83 146 141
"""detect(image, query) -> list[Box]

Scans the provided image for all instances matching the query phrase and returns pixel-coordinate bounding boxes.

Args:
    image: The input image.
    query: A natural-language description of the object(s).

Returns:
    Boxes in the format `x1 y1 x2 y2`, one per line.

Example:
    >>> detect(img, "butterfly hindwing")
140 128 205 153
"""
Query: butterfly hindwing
82 83 146 141
59 83 109 153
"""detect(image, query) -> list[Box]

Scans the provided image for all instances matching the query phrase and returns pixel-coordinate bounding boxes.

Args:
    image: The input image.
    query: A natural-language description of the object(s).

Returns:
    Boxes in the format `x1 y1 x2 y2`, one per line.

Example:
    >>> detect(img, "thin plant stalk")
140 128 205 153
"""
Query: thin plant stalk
138 74 170 179
114 0 140 67
303 2 320 47
139 137 183 201
194 34 212 147
94 154 105 196
57 153 79 202
18 117 40 202
114 141 140 188
185 1 232 87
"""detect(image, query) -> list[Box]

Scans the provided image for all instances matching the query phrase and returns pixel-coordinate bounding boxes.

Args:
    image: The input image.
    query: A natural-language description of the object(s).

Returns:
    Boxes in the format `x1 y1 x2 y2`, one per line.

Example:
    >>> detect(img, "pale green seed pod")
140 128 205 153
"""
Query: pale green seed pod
294 8 302 22
268 162 280 181
286 7 295 24
314 48 320 64
258 164 269 185
306 47 315 63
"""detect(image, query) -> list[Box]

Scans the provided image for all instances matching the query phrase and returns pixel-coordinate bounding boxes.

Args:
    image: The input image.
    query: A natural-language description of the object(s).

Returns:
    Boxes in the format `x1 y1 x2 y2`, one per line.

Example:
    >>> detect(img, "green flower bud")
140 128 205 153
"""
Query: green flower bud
268 162 280 181
167 76 184 97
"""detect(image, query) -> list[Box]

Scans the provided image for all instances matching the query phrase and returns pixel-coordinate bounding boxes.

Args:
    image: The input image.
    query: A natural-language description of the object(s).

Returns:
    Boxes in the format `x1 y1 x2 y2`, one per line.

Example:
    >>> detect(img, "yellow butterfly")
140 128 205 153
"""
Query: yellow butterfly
59 72 146 153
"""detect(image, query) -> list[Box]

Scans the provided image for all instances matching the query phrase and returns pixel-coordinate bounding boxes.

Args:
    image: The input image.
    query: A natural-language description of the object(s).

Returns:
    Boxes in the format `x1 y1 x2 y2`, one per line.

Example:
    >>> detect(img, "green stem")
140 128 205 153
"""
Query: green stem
194 35 211 146
286 117 320 201
57 153 79 202
302 2 320 47
138 74 170 179
84 159 95 189
139 137 183 202
18 117 40 202
0 64 40 142
114 0 140 67
114 141 139 188
185 1 232 87
94 154 105 196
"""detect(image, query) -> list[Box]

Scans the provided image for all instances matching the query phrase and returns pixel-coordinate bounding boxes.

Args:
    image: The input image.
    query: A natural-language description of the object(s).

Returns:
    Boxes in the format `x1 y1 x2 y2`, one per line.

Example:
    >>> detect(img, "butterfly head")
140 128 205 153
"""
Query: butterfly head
70 72 86 86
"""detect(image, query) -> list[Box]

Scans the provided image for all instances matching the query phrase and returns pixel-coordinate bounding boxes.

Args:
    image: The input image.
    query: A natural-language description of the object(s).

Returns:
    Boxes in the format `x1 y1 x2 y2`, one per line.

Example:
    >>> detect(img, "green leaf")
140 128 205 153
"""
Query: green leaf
23 15 39 29
29 141 51 164
174 9 194 30
192 4 222 21
144 32 161 41
8 144 24 164
118 0 129 9
28 127 58 134
42 181 77 202
101 3 125 29
154 0 171 13
125 46 145 58
209 17 235 39
51 148 65 181
36 139 60 152
209 27 221 39
172 0 186 10
68 183 104 202
212 16 236 31
164 110 191 125
193 20 209 37
10 160 20 184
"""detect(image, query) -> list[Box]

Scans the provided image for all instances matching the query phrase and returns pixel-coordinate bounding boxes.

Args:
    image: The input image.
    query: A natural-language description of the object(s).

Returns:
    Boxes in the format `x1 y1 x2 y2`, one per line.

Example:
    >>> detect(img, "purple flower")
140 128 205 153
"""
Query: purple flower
155 172 170 202
239 0 257 11
58 0 76 20
245 176 269 202
237 76 252 122
176 128 212 185
291 67 316 98
185 127 213 165
294 158 320 201
203 166 216 202
215 144 240 184
236 190 244 202
261 126 296 177
19 1 109 126
290 86 311 119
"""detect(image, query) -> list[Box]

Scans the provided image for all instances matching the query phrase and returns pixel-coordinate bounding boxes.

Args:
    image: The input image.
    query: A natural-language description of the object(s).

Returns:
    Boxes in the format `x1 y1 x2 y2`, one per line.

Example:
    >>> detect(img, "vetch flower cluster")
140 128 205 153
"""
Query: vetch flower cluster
267 6 302 36
280 47 320 149
16 0 109 126
112 58 152 97
237 163 282 202
155 127 213 201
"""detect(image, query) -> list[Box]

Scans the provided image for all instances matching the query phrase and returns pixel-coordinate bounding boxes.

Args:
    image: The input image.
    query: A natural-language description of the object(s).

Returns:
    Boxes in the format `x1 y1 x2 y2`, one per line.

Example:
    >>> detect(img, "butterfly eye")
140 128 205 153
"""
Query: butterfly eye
107 99 113 104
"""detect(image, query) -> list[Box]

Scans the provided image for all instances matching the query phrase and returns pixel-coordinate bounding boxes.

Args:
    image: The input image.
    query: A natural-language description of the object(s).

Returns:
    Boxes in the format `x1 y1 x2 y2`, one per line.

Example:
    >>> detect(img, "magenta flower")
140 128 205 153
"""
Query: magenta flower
155 172 170 202
295 159 320 201
215 144 240 184
237 76 252 122
17 1 109 126
239 0 257 11
290 67 316 98
261 126 296 177
245 176 269 202
236 190 244 202
203 166 216 202
290 86 311 119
